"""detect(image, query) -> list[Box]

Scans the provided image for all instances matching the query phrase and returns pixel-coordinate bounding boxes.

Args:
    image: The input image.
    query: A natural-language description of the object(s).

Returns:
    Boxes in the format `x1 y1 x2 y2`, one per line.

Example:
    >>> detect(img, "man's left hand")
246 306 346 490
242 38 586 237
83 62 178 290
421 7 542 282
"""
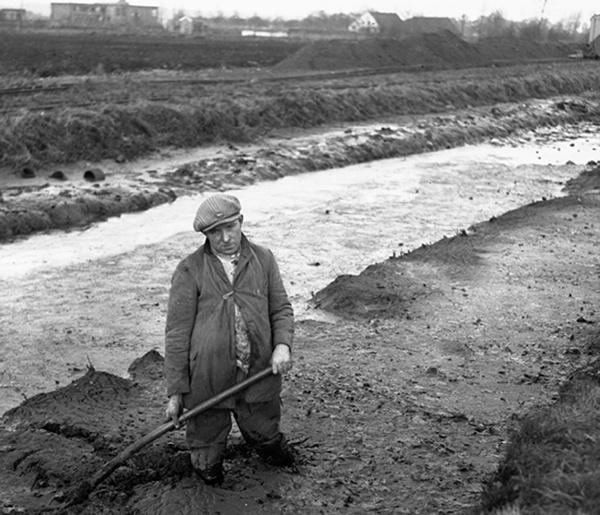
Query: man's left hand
271 344 292 375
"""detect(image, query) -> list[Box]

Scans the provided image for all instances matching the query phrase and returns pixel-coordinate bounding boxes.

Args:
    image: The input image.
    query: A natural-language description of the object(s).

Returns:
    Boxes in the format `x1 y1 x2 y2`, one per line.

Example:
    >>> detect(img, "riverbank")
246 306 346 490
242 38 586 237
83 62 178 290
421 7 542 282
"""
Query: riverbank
2 92 600 242
1 160 598 513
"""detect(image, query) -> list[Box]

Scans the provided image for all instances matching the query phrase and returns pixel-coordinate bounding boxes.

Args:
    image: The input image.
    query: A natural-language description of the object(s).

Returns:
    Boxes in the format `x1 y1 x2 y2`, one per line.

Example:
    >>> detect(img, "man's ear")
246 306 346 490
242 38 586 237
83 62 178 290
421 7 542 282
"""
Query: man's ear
238 214 244 226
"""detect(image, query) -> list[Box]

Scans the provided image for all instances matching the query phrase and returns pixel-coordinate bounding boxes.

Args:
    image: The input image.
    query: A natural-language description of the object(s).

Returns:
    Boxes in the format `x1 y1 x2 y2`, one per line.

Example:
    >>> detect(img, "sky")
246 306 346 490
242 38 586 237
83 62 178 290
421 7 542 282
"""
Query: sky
7 0 598 25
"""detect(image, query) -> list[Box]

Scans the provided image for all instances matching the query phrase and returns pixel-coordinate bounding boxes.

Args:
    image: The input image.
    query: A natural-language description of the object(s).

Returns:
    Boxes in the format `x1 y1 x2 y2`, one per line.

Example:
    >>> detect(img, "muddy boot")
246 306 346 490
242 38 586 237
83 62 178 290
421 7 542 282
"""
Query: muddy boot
256 434 295 467
194 462 224 487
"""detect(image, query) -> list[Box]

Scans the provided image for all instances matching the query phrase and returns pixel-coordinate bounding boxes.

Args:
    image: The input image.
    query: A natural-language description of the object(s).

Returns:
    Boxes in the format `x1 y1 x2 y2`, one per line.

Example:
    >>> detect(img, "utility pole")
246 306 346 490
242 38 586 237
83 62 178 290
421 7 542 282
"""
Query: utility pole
540 0 548 20
539 0 548 42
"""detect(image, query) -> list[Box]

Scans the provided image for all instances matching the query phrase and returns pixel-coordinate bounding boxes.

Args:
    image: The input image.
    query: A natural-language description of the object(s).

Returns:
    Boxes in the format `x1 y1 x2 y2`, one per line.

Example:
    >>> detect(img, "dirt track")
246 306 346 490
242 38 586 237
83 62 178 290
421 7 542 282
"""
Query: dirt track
1 105 600 513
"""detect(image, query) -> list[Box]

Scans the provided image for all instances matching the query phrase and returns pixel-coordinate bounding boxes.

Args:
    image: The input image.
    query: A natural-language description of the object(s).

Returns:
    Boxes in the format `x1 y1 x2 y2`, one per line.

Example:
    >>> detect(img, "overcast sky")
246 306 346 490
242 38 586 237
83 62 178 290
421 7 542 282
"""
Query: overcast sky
11 0 598 25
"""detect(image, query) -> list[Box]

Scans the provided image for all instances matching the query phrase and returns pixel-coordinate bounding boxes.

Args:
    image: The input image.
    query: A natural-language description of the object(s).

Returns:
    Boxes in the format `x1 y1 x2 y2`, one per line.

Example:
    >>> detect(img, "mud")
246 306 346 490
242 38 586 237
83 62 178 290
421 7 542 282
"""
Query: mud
1 160 599 514
1 94 599 242
1 86 600 513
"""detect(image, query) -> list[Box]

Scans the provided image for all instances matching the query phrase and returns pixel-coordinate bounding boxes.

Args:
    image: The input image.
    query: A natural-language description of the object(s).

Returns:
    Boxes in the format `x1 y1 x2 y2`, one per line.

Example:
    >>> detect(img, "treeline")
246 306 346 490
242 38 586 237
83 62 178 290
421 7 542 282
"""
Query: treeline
190 10 588 42
463 10 588 43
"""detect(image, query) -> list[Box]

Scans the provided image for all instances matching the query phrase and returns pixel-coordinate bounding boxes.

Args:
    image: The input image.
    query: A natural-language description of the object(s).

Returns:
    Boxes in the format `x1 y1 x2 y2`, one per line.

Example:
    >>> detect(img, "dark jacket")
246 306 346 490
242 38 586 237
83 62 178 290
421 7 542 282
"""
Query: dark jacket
164 235 294 409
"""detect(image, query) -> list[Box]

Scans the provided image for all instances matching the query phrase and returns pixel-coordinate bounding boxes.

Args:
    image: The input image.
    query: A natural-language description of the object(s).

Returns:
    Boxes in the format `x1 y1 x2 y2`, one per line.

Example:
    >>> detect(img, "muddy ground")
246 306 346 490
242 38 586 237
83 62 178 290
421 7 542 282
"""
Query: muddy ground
0 100 599 514
1 93 599 242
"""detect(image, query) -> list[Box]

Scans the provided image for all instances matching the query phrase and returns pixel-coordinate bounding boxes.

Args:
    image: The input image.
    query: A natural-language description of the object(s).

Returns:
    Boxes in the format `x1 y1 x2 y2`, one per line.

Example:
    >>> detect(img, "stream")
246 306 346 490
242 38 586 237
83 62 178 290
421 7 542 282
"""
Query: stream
1 133 598 315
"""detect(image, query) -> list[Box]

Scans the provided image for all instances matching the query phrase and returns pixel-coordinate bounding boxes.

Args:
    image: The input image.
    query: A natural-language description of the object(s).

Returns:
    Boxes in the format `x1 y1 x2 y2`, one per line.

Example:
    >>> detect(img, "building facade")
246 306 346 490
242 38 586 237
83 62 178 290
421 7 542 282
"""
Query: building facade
51 0 159 27
0 8 26 25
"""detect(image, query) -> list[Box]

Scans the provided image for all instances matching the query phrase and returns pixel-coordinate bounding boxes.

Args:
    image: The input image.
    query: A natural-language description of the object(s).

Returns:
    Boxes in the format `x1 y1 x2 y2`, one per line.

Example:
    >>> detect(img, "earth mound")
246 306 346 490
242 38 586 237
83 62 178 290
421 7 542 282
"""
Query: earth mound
273 30 484 71
475 37 573 61
0 352 299 513
274 32 574 72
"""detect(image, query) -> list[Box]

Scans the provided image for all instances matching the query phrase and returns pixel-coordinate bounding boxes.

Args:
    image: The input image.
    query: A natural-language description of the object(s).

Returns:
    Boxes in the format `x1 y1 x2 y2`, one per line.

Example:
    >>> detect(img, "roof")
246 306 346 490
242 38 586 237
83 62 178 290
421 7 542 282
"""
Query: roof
368 11 405 37
402 16 458 35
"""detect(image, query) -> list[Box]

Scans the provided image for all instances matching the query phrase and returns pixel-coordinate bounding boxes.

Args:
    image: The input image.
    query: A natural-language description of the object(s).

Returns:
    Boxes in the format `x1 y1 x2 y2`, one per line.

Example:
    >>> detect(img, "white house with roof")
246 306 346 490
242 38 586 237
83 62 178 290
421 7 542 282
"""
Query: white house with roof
349 11 404 37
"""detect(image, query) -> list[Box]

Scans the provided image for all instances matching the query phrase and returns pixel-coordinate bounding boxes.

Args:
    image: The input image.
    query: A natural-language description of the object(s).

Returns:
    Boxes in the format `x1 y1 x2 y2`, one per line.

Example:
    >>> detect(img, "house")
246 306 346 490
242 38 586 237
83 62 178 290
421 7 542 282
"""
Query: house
349 12 458 39
50 0 160 28
178 15 193 35
0 8 26 26
402 16 458 36
348 11 404 38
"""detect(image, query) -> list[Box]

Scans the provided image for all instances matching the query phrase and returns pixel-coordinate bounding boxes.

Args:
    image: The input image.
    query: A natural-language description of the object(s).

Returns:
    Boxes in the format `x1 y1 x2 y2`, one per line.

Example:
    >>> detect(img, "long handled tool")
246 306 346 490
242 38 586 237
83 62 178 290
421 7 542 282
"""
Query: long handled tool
63 367 274 507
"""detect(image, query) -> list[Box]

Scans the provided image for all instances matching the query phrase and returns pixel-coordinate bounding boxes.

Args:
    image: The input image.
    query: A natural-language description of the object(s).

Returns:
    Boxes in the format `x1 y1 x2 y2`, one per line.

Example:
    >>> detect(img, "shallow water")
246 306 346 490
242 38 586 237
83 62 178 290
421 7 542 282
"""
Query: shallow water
1 134 599 313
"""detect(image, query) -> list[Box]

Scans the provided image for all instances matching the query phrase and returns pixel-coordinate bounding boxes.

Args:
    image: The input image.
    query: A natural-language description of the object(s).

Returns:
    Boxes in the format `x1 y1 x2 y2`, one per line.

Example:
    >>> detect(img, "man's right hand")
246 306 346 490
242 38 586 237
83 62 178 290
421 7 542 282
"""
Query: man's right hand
165 394 183 428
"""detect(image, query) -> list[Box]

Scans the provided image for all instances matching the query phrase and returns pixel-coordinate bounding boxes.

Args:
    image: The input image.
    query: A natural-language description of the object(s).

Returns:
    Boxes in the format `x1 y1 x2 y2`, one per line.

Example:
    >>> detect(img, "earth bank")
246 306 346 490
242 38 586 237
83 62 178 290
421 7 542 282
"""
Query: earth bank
1 93 599 242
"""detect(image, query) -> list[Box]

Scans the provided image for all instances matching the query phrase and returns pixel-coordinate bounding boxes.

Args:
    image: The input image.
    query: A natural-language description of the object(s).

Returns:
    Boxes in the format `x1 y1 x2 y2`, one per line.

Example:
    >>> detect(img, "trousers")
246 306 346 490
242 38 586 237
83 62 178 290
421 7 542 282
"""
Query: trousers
186 393 281 470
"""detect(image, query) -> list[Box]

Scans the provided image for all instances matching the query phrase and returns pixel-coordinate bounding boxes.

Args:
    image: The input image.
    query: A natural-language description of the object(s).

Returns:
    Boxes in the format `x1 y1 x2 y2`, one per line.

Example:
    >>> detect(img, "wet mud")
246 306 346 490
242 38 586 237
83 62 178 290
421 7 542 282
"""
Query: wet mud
1 94 599 242
1 164 599 513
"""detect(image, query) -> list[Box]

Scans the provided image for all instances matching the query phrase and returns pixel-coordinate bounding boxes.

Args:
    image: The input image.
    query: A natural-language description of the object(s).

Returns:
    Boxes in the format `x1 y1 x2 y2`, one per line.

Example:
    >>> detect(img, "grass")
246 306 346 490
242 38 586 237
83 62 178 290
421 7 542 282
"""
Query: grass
480 358 600 514
2 61 600 171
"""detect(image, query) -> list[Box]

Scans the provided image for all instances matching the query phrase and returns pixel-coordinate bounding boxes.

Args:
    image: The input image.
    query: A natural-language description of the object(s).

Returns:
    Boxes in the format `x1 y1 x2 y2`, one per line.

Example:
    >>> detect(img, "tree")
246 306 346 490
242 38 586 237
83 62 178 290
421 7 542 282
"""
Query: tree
477 10 510 38
519 19 548 41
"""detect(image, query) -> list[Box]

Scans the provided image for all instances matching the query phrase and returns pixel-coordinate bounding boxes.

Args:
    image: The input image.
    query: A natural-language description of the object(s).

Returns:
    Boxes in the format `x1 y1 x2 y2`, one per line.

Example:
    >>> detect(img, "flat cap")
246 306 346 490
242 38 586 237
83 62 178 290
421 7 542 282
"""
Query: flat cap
193 194 241 233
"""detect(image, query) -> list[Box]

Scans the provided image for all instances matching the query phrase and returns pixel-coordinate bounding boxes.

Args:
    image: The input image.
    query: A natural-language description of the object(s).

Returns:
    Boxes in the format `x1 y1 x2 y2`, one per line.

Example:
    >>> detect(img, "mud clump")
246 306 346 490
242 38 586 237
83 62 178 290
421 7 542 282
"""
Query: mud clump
128 349 165 384
310 262 435 319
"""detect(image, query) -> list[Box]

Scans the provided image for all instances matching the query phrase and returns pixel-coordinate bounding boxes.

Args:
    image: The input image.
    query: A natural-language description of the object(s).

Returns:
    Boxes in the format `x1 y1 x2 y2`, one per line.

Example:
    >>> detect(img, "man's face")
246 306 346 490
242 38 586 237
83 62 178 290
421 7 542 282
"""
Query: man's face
204 217 243 255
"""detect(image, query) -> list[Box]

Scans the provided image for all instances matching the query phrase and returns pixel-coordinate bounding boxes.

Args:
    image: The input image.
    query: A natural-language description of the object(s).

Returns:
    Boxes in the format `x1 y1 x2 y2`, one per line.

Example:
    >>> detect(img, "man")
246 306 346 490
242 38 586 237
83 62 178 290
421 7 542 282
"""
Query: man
164 193 295 486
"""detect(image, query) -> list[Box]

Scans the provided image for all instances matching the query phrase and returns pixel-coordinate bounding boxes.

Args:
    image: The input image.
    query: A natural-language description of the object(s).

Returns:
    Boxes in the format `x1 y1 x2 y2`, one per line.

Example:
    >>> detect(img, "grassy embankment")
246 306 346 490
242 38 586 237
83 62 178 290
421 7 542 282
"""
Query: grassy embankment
2 62 600 171
481 359 600 514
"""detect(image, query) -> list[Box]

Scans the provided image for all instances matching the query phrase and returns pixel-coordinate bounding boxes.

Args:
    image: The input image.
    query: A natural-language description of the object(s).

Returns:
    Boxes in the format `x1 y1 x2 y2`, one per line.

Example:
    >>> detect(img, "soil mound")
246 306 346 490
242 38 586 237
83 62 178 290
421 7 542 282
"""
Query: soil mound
3 364 166 448
0 351 294 513
273 31 484 71
274 33 573 72
475 37 572 61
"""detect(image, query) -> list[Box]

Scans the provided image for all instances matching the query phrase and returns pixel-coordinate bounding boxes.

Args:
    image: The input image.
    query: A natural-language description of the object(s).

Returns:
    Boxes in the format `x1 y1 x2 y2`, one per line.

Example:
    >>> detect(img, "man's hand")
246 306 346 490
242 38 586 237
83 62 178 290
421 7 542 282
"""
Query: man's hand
165 394 183 428
271 344 292 375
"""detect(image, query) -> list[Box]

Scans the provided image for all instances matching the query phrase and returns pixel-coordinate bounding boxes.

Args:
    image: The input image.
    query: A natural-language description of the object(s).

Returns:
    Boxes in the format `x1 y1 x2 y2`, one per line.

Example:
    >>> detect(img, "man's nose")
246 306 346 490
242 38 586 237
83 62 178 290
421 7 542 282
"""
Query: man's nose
221 229 231 242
